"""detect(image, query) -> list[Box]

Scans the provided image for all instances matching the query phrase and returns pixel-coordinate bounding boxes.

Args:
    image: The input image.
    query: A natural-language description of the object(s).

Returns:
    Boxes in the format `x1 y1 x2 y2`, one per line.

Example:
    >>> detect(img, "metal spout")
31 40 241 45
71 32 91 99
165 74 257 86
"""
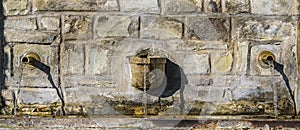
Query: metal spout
21 52 41 66
257 51 275 69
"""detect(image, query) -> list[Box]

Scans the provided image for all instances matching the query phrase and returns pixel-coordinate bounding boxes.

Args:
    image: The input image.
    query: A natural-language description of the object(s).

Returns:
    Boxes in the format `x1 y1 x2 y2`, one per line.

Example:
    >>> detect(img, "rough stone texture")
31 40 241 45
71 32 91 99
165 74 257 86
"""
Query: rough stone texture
4 18 37 30
183 53 210 75
235 41 249 74
40 17 60 31
95 16 138 38
161 0 202 15
64 15 93 40
226 0 250 14
4 30 60 44
3 0 31 16
119 0 159 14
251 0 299 15
36 0 119 11
141 16 184 39
61 43 85 75
85 44 110 75
211 52 233 74
187 17 230 41
17 88 60 104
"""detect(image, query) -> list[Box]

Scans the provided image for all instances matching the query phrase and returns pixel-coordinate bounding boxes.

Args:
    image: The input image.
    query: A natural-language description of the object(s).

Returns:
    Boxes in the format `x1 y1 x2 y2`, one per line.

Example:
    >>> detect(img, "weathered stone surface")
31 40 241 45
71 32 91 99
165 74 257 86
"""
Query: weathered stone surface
250 0 299 15
18 88 60 104
236 19 296 40
5 18 37 30
235 41 249 74
95 16 138 38
183 53 210 75
61 43 85 75
4 44 59 87
226 0 250 14
40 17 60 31
36 0 119 11
3 0 30 15
141 16 183 39
203 0 223 13
186 40 228 51
119 0 159 14
4 30 60 44
212 52 233 74
64 15 93 40
187 17 230 41
85 45 110 75
161 0 202 15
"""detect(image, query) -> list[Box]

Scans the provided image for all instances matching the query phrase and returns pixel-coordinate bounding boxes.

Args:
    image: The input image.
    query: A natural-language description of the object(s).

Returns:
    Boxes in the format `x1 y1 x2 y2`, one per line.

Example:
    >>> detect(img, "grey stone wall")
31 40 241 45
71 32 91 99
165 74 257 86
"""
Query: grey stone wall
0 0 299 117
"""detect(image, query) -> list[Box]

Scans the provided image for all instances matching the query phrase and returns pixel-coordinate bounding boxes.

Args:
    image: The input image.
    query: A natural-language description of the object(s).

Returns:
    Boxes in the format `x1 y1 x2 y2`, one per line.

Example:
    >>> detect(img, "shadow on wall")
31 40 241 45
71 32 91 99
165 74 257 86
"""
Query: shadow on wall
147 59 188 113
0 0 7 113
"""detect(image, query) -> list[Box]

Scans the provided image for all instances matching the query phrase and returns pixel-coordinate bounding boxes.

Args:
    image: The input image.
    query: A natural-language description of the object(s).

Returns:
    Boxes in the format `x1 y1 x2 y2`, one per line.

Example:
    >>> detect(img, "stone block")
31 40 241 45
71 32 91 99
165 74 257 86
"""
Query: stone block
187 17 230 41
94 15 139 38
183 53 210 75
186 40 228 51
17 88 60 104
141 16 184 39
235 41 249 74
225 0 250 14
85 45 110 75
36 0 119 11
250 0 299 15
234 18 296 41
161 0 202 15
40 17 60 31
4 30 60 44
63 15 93 40
3 0 30 16
61 43 85 75
211 52 233 74
250 44 281 76
119 0 159 14
4 44 59 87
4 18 37 30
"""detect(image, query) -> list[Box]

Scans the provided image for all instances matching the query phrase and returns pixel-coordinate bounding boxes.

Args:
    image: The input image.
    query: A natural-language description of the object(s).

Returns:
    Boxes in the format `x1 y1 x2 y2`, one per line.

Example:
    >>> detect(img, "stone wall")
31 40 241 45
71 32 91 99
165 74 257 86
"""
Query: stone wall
0 0 299 117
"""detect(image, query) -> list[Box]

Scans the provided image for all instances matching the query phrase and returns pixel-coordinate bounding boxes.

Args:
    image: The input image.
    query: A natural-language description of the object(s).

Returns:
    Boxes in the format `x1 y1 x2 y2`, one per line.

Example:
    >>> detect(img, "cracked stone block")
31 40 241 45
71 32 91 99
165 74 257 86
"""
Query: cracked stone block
40 17 60 31
141 16 184 39
4 44 59 87
5 18 37 30
4 30 60 44
94 16 139 38
119 0 159 14
225 0 250 14
211 52 233 74
36 0 119 11
250 0 299 15
187 17 230 41
3 0 31 16
61 43 84 75
64 15 93 40
161 0 202 15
